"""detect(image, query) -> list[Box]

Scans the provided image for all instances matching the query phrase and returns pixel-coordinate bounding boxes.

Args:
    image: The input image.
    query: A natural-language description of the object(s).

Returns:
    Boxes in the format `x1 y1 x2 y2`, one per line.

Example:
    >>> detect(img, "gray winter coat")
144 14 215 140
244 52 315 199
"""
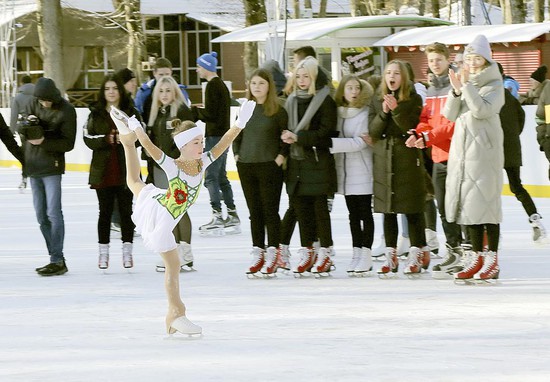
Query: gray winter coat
10 83 35 133
443 62 505 225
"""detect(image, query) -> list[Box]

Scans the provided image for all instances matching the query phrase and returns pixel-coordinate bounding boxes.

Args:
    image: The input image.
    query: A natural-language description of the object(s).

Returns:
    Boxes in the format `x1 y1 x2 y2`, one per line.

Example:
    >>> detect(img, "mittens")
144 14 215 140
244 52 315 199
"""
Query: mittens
128 115 142 131
235 100 256 129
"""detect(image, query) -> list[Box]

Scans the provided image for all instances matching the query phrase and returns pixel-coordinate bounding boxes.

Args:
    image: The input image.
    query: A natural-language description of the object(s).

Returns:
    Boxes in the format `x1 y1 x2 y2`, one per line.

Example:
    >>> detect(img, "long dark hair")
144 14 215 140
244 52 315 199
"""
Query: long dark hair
97 74 133 113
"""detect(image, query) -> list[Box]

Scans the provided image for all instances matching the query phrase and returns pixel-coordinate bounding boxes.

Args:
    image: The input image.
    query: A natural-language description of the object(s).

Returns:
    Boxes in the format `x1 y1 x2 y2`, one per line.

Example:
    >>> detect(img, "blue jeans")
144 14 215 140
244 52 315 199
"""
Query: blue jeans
204 136 235 211
30 175 65 263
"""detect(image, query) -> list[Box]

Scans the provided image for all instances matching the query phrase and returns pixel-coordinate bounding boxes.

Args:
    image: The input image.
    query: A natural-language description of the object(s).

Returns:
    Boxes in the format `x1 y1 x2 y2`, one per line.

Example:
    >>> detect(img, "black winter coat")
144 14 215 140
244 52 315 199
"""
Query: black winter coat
285 94 337 196
149 104 194 160
83 105 138 186
22 97 76 177
499 89 525 168
369 90 425 214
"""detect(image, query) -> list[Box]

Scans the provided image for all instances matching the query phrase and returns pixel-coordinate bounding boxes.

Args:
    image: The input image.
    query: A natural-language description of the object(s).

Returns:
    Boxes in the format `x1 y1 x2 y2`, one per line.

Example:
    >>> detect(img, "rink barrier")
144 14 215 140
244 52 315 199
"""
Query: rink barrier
1 107 549 196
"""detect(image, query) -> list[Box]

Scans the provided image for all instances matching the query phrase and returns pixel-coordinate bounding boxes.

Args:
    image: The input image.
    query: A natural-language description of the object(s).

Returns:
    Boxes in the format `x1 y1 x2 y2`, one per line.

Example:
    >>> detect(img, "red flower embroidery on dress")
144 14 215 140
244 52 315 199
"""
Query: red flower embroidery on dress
173 188 188 205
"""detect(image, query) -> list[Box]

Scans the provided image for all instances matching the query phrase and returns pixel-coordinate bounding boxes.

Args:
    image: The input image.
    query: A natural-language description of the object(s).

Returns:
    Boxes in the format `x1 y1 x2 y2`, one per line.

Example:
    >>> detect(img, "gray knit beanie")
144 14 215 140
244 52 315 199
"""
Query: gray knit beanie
464 35 493 63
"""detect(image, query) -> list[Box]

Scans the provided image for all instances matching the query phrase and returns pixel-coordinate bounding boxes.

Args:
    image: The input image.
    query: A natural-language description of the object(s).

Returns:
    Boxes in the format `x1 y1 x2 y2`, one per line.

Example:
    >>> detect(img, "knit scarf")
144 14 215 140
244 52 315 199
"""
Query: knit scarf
285 86 330 160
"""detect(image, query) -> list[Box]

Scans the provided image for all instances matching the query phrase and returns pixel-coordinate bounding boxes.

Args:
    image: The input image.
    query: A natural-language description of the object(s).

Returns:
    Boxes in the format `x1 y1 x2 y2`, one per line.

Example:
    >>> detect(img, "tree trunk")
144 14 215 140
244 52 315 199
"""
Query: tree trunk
319 0 327 17
499 0 511 24
294 0 300 18
431 0 440 18
242 0 267 79
418 0 425 15
463 0 471 25
37 0 65 94
533 0 544 23
350 0 359 16
113 0 144 81
510 0 525 23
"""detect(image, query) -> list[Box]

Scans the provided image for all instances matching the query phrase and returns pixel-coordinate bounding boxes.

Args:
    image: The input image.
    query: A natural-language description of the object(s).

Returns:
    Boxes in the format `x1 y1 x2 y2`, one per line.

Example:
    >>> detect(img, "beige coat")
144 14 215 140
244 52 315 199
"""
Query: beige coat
443 62 505 225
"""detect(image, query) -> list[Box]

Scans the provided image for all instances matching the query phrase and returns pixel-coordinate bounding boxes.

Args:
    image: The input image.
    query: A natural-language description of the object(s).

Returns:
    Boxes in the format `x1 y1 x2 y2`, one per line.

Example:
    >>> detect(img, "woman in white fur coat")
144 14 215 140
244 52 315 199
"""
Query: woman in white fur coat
327 75 375 276
444 34 504 282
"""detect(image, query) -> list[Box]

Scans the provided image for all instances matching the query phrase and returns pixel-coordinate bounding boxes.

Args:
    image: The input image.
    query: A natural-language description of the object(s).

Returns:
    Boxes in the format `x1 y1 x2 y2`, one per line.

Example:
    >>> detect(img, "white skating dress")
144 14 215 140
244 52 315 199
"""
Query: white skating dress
132 151 214 253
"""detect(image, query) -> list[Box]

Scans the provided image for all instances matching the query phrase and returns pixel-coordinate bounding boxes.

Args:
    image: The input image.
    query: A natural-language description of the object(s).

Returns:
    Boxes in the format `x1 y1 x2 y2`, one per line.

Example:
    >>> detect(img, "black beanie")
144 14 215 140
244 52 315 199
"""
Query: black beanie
531 65 547 83
114 68 135 85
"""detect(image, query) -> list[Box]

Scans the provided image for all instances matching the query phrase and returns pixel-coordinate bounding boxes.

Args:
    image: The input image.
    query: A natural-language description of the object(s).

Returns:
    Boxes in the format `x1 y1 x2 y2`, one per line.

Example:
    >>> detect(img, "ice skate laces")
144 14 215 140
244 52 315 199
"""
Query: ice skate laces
405 248 421 268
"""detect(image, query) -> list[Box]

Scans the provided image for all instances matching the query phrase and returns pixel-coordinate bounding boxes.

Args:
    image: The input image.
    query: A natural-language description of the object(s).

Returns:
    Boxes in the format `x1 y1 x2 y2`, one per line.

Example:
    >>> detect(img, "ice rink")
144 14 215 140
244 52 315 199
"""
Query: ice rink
1 167 549 382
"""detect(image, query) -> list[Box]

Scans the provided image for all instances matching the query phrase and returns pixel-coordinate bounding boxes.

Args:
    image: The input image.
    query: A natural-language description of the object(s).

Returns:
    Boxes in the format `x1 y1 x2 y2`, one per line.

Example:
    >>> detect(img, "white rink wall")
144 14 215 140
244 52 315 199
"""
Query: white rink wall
0 107 240 178
1 106 549 195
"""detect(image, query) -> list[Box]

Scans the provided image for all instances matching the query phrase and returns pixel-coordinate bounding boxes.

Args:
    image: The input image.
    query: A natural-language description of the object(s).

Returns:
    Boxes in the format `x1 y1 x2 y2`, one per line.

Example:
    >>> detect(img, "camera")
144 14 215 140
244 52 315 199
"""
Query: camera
18 114 44 140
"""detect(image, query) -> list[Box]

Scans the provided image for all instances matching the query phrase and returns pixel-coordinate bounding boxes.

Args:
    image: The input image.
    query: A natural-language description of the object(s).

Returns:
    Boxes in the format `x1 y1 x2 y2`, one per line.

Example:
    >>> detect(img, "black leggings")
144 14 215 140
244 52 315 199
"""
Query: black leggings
344 194 374 249
467 224 500 252
384 212 426 248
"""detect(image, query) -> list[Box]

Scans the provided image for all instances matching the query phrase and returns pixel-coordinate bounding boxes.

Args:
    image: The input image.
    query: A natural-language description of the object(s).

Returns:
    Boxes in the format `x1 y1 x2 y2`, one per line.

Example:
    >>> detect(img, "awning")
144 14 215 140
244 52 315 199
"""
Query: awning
211 15 453 43
374 23 550 47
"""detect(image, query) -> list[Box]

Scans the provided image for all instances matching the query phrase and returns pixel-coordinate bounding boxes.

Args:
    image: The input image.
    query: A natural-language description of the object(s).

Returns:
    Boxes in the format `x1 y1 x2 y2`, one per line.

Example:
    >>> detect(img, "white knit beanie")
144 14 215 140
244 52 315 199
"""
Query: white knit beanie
464 35 493 63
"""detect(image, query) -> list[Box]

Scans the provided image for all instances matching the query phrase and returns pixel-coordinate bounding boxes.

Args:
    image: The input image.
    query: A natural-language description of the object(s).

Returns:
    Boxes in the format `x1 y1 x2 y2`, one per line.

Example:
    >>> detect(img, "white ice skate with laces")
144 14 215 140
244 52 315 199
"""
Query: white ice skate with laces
109 105 141 135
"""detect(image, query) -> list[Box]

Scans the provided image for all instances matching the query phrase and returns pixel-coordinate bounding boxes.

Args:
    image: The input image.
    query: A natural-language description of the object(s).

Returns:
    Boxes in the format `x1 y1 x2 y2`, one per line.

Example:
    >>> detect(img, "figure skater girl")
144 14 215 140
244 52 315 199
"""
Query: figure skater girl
110 100 255 335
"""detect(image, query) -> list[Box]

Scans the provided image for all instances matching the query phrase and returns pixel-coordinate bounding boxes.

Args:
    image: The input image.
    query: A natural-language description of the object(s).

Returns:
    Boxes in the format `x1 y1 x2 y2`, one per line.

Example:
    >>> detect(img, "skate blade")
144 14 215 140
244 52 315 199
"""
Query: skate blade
293 271 313 278
455 278 500 286
224 226 241 235
313 272 332 278
180 266 196 272
199 228 225 237
246 272 264 279
353 269 373 278
430 252 443 259
404 272 423 279
377 272 398 279
534 236 548 245
431 271 455 280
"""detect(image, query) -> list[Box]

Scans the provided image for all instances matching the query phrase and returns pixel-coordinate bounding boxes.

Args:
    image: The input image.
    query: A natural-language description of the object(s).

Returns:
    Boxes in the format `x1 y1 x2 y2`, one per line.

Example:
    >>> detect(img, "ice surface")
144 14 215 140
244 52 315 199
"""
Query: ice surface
1 168 549 381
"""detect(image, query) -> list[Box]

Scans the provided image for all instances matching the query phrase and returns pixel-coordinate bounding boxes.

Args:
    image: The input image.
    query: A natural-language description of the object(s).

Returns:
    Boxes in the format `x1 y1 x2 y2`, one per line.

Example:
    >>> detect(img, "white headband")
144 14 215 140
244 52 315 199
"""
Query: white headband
173 126 203 148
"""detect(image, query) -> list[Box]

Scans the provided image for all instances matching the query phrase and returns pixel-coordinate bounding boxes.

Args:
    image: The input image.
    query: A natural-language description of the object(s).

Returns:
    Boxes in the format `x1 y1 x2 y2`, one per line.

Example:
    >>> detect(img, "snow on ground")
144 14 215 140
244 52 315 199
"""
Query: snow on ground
0 167 549 382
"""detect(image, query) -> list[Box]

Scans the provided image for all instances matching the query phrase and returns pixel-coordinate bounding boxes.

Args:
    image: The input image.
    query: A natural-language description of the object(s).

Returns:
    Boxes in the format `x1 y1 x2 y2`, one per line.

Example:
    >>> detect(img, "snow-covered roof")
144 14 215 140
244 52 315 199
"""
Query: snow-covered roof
374 23 550 47
1 0 353 32
212 15 452 43
0 0 248 31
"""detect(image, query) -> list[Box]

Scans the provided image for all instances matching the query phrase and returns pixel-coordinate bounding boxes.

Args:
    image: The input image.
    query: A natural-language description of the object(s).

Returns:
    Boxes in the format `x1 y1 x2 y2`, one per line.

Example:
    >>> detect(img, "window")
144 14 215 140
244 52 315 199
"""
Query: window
184 18 222 88
73 47 112 89
142 15 183 83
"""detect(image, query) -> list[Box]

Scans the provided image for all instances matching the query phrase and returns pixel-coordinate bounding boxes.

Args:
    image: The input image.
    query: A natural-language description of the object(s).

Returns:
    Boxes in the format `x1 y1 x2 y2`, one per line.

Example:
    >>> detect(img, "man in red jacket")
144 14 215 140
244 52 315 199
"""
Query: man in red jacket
406 42 464 278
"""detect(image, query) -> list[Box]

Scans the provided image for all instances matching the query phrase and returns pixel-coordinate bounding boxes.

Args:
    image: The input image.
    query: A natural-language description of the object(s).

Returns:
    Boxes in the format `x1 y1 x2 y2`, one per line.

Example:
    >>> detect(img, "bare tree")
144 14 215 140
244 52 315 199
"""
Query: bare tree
510 0 526 23
37 0 65 94
294 0 300 18
350 0 369 16
112 0 144 80
533 0 544 22
319 0 327 17
463 0 471 25
242 0 267 78
431 0 440 19
500 0 510 23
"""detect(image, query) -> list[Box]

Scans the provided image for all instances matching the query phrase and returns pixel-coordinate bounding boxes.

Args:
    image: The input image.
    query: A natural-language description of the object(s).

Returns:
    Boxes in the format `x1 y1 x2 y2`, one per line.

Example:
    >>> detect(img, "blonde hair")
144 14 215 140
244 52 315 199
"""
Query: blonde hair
171 120 198 138
334 74 374 108
288 56 318 96
381 60 412 102
148 76 186 126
